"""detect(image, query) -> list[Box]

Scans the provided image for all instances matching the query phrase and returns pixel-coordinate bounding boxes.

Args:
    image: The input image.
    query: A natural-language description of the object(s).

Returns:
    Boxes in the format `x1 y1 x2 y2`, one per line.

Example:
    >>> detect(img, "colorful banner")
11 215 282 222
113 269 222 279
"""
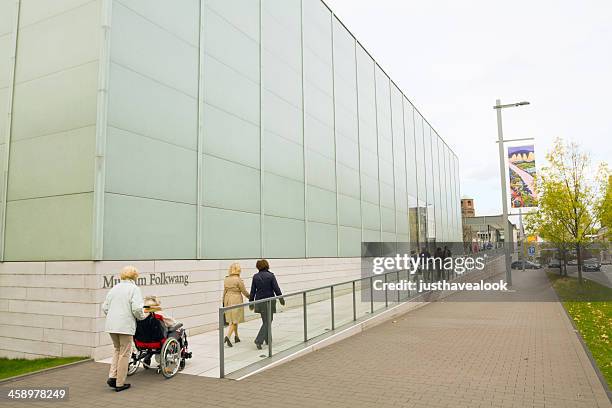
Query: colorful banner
508 145 538 208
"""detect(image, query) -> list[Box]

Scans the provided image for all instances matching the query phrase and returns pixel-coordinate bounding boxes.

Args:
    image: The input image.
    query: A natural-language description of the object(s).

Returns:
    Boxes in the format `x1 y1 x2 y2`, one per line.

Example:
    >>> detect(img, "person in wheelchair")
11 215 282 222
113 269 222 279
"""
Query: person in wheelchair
130 296 191 378
143 296 178 329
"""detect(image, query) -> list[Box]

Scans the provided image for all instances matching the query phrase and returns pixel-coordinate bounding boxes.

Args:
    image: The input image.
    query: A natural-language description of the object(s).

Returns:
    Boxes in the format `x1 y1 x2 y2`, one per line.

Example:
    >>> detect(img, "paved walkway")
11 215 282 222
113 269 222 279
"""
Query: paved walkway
3 269 610 408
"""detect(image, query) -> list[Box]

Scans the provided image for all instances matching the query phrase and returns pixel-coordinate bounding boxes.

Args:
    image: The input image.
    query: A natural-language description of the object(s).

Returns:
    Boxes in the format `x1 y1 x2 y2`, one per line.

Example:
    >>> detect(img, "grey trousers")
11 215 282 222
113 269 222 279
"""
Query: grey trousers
255 309 273 345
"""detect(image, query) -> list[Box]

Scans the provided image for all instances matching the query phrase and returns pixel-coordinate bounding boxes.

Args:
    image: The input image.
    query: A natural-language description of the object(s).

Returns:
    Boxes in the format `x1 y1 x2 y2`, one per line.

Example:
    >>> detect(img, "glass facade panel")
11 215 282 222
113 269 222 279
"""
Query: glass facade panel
103 1 199 260
446 145 454 242
449 153 455 241
261 0 305 258
420 121 433 244
303 0 336 257
391 84 408 242
375 66 395 240
412 110 427 246
200 1 261 258
431 132 440 243
356 44 380 242
454 154 462 240
445 141 452 243
403 100 419 250
329 4 359 257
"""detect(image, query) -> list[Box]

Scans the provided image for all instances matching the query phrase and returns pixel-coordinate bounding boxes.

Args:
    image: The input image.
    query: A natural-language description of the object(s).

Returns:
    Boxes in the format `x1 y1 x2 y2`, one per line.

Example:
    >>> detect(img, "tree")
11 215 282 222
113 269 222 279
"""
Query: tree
525 139 608 284
599 174 612 238
525 179 573 276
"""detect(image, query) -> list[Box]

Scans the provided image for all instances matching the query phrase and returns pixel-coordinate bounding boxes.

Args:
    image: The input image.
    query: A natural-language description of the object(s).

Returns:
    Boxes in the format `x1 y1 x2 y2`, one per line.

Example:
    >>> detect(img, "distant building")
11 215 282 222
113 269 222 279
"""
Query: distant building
463 215 517 247
461 197 475 217
593 226 610 264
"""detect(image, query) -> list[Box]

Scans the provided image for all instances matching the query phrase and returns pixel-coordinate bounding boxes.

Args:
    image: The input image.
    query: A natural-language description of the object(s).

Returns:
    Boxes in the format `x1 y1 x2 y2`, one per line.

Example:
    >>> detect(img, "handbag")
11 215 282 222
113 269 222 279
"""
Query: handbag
222 284 230 327
222 300 229 327
221 302 229 327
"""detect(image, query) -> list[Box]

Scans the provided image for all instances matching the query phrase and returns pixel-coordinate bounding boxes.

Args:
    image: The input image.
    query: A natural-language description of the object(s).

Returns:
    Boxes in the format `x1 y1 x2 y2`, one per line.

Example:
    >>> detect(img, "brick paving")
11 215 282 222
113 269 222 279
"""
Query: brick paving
2 269 610 408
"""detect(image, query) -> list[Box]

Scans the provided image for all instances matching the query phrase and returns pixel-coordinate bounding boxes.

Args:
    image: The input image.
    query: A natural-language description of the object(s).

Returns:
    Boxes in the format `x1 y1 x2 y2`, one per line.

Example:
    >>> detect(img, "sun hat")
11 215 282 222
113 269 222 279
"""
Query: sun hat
143 296 162 311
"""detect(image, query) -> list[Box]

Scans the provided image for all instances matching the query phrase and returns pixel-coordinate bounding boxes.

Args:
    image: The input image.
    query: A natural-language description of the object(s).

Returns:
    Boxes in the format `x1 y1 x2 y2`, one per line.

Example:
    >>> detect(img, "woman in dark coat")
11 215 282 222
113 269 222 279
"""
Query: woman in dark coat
249 259 284 349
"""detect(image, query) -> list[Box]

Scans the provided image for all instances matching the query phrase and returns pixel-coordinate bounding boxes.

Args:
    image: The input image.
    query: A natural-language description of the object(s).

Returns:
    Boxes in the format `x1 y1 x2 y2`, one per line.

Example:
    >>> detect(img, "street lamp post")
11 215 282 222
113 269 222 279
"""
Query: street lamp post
493 99 531 287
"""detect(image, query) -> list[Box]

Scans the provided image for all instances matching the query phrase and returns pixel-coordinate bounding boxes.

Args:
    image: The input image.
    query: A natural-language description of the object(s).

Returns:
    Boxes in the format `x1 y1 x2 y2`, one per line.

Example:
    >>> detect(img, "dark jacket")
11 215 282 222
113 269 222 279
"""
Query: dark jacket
443 248 452 259
249 269 283 313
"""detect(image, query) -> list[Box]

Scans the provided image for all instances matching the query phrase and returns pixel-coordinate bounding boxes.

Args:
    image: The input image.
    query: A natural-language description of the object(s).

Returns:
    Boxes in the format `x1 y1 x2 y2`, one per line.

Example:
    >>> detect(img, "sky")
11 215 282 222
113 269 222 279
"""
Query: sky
325 0 612 218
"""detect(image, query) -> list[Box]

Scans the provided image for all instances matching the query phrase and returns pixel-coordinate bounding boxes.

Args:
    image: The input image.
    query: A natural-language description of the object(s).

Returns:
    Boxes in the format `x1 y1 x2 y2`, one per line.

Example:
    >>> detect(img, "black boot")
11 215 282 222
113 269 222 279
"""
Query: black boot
115 384 131 392
234 336 241 343
224 336 233 347
106 378 116 388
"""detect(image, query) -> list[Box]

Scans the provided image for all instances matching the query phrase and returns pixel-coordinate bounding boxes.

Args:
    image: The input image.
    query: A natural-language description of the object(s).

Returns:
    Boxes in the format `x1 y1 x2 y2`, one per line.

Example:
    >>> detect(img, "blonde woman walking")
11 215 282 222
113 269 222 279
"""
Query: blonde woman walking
223 263 250 347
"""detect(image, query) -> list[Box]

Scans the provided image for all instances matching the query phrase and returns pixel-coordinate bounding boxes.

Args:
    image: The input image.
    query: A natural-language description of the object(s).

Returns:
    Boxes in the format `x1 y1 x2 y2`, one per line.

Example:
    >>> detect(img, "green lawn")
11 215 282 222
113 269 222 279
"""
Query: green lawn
548 273 612 388
0 357 88 380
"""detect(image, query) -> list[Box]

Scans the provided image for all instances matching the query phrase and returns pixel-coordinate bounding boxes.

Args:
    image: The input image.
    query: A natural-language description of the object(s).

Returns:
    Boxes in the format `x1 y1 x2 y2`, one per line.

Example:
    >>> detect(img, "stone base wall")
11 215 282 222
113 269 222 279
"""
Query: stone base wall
0 258 362 360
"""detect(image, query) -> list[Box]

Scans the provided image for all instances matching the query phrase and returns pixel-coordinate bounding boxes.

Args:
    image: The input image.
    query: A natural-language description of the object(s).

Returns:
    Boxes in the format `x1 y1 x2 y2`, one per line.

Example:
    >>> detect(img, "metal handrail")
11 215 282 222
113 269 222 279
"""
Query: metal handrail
218 251 496 312
218 249 505 377
219 267 398 312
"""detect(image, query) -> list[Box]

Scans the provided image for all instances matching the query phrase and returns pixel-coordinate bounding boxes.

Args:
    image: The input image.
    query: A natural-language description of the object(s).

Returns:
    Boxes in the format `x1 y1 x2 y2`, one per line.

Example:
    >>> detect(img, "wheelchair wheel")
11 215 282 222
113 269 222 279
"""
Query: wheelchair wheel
127 353 140 376
142 355 152 370
160 338 181 378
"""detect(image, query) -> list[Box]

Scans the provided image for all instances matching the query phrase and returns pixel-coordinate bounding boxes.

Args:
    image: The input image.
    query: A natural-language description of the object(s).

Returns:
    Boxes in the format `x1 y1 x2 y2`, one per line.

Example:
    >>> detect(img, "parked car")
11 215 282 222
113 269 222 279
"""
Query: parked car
511 260 542 270
583 258 601 272
526 261 542 269
568 259 578 265
548 259 561 268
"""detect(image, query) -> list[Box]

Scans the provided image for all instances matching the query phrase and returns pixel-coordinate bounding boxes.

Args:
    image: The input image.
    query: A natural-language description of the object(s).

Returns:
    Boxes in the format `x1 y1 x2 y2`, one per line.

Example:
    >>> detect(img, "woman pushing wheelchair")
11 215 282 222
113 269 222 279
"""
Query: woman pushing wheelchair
102 266 192 390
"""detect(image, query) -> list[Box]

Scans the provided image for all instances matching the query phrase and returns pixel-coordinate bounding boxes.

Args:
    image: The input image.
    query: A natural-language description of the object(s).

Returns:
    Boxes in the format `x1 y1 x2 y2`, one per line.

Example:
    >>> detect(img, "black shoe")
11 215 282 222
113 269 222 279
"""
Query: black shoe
234 336 241 343
115 384 131 392
106 378 116 388
255 342 262 350
224 336 233 347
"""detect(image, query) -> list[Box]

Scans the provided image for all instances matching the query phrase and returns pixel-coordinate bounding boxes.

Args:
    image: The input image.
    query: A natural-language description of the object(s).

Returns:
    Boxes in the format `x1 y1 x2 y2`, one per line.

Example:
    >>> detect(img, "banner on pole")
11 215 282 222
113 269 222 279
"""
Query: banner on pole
507 145 538 208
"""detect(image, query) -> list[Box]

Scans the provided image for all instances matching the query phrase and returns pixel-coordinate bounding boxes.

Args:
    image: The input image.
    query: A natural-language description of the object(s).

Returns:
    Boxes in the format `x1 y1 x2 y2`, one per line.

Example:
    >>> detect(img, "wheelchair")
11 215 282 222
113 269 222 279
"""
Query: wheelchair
127 313 192 379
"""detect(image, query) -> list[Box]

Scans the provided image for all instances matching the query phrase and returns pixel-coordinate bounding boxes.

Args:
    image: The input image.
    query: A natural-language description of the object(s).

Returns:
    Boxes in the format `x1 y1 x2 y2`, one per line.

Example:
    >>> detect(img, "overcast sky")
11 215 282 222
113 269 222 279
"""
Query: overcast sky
325 0 612 217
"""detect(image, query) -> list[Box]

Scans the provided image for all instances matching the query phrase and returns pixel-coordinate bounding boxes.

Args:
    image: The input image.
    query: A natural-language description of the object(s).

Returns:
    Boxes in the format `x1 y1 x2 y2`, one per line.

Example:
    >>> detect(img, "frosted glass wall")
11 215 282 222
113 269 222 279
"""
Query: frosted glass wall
303 0 336 257
391 84 408 243
332 17 361 257
3 0 99 261
104 0 199 259
0 0 16 259
0 0 461 261
356 45 380 243
201 0 262 259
